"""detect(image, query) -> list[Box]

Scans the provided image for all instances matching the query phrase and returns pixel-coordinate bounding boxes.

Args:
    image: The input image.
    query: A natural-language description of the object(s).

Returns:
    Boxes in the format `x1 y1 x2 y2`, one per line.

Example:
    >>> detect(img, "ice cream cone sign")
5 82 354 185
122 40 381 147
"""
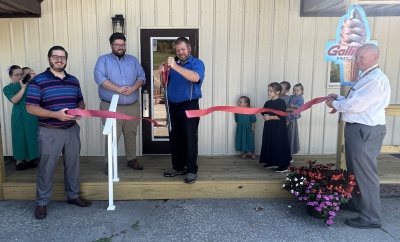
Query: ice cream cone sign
325 5 376 86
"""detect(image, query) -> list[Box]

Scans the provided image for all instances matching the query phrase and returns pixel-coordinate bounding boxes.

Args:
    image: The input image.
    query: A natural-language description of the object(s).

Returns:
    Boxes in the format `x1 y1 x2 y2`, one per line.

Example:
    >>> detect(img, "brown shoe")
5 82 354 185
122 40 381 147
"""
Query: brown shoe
127 159 143 170
34 205 47 219
67 197 92 207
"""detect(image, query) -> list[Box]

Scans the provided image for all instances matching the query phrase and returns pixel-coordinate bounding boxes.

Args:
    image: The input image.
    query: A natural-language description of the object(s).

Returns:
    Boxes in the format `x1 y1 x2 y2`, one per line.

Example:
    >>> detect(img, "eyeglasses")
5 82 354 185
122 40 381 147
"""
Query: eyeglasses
112 44 126 47
51 55 67 61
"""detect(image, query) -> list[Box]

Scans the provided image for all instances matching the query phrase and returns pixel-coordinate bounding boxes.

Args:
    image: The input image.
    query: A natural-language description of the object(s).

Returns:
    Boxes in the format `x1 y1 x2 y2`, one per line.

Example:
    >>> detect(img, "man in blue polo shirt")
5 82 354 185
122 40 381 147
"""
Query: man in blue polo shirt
26 46 91 220
161 37 205 184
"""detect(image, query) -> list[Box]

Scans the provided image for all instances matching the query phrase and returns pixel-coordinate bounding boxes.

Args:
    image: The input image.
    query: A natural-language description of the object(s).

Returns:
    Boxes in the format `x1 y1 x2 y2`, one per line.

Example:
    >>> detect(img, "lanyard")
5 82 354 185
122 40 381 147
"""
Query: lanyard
346 65 379 98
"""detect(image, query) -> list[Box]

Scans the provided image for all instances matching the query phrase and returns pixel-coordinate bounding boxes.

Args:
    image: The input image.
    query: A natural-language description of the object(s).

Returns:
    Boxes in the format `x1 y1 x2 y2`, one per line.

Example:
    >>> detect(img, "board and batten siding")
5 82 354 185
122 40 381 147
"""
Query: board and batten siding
0 0 399 156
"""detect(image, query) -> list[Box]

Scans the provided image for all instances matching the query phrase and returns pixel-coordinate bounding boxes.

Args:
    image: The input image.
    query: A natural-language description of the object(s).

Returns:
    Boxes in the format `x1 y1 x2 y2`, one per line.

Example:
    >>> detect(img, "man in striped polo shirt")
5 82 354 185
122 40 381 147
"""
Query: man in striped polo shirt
26 46 91 220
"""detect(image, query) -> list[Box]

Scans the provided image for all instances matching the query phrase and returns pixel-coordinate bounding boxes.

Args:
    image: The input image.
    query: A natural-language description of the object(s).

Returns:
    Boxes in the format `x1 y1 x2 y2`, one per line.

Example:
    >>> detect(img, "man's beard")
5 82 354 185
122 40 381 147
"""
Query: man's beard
50 61 67 72
178 54 189 63
113 49 125 58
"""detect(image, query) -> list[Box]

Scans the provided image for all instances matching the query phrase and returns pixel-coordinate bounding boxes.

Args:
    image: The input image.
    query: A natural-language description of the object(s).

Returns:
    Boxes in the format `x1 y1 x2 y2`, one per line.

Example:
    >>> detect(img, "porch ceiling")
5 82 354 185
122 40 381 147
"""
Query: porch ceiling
0 0 42 18
301 0 400 17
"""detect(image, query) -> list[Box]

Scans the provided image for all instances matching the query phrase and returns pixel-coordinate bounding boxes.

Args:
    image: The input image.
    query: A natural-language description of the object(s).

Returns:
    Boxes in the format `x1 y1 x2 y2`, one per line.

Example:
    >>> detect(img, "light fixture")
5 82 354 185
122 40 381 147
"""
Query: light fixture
111 14 125 34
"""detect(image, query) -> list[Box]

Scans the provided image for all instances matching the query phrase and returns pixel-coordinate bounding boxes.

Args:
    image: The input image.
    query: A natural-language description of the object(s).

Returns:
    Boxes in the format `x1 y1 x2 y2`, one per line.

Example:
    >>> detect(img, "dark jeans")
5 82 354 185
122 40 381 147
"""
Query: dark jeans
168 99 200 174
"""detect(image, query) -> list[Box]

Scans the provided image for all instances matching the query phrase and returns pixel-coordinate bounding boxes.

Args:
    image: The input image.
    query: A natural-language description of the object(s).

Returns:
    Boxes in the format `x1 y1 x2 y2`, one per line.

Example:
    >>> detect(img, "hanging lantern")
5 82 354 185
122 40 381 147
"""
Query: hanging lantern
111 14 125 34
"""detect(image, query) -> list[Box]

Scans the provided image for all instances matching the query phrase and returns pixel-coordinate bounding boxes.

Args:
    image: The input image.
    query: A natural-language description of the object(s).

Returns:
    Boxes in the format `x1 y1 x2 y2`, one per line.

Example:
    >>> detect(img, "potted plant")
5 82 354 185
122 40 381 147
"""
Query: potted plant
282 160 359 225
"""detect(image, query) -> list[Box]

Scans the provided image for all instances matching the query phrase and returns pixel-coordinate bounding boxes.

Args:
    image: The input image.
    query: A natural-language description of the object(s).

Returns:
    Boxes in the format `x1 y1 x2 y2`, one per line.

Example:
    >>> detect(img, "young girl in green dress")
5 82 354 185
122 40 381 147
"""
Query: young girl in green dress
3 65 39 170
235 96 257 159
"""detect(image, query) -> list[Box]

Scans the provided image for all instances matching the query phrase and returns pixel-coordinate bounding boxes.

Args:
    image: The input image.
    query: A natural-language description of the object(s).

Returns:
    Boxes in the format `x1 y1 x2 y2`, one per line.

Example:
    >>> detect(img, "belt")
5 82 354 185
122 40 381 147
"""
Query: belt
101 100 135 105
169 99 198 106
39 122 76 129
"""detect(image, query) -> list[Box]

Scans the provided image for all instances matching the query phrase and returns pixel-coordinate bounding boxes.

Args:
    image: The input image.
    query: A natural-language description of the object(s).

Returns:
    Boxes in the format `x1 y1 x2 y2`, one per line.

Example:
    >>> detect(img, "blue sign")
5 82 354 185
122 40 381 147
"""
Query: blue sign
325 5 374 86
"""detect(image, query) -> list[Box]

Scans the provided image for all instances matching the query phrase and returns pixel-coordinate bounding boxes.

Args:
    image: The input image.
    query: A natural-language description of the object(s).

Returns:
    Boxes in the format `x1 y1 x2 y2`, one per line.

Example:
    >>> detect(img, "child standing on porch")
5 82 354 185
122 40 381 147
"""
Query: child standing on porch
286 83 305 157
235 96 257 159
259 82 292 173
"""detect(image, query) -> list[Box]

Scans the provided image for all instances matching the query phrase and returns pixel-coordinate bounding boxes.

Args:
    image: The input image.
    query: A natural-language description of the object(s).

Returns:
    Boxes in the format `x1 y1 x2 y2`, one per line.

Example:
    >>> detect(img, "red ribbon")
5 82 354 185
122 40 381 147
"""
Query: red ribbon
66 109 159 126
185 96 335 118
160 63 169 88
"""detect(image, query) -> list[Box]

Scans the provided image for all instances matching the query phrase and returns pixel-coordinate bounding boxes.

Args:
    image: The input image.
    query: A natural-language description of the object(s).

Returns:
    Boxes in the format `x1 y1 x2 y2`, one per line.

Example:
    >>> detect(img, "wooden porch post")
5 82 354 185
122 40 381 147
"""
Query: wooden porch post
0 123 5 200
336 0 357 170
336 85 350 170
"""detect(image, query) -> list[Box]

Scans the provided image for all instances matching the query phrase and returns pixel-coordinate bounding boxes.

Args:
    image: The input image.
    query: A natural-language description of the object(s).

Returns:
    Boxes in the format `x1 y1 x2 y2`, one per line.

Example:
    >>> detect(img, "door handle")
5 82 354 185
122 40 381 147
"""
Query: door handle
143 90 150 117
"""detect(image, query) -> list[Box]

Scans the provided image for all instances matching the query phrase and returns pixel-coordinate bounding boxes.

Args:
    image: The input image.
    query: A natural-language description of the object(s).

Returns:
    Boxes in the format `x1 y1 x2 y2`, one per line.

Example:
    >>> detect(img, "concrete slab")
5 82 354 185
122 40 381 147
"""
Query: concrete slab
0 198 399 242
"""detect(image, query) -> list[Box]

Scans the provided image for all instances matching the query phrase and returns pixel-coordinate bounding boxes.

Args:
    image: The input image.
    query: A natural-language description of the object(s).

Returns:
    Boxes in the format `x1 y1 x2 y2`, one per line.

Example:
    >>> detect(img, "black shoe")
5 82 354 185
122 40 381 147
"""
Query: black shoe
164 168 186 177
275 167 289 173
345 217 381 229
184 173 197 184
15 162 27 171
26 158 39 168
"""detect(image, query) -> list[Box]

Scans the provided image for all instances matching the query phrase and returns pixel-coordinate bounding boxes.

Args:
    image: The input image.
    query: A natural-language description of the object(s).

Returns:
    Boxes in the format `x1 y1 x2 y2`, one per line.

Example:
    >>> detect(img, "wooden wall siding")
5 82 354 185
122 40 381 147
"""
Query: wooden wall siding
0 0 399 156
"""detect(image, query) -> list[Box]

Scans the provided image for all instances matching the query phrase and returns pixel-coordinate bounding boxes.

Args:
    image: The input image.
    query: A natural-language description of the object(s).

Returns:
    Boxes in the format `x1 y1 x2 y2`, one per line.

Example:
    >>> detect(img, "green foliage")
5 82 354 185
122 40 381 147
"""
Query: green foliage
157 40 175 53
330 62 341 83
153 52 171 69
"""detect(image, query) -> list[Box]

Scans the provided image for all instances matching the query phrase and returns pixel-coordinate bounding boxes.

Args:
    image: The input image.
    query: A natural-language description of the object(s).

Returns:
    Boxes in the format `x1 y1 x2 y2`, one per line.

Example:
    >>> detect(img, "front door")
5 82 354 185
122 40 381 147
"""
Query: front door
140 29 199 154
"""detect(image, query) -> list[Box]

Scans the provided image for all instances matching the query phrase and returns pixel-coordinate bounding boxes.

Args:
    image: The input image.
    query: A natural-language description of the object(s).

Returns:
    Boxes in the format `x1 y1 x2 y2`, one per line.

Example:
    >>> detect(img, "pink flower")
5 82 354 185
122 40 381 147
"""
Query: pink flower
283 160 358 225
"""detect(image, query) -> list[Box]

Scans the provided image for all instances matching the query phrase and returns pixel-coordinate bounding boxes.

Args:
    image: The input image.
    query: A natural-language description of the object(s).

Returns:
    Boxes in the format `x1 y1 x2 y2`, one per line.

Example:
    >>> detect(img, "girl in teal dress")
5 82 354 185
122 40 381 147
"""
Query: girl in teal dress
3 65 39 170
235 96 256 159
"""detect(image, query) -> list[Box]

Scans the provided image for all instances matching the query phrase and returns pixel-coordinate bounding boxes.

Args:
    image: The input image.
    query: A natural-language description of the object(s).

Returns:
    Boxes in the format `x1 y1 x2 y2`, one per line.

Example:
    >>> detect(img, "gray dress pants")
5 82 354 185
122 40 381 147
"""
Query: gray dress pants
36 124 81 205
344 122 386 224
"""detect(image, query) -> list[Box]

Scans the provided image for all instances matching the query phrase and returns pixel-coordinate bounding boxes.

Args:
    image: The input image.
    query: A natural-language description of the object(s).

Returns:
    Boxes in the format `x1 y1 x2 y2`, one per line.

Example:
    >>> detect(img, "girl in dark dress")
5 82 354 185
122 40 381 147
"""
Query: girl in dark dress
259 82 292 173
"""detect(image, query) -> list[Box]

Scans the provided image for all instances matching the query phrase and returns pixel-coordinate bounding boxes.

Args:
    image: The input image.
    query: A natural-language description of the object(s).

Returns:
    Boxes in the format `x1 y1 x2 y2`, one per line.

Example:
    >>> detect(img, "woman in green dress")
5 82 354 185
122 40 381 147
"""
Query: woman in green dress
3 65 39 170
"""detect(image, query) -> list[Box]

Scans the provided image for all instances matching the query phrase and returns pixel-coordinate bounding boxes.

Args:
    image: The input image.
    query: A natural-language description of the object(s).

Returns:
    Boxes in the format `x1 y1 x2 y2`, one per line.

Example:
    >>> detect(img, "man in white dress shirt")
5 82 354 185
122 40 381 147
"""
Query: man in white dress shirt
326 43 391 229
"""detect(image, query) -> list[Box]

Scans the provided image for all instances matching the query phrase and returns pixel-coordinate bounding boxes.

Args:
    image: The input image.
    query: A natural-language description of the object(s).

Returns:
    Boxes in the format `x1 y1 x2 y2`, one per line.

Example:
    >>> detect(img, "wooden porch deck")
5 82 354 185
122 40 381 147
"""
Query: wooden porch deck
2 154 400 201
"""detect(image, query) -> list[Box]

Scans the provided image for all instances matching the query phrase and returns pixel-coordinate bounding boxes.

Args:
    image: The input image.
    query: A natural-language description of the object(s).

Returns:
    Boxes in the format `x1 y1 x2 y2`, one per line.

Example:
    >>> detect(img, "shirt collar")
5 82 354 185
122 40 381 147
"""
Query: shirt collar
45 68 70 79
359 64 379 78
111 53 125 60
177 55 194 65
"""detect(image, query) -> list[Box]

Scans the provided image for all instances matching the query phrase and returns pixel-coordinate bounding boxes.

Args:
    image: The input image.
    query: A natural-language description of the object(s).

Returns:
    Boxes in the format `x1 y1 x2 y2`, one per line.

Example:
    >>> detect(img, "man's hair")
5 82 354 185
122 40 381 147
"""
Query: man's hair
47 46 68 59
8 65 21 76
361 43 380 57
109 32 126 44
175 37 190 46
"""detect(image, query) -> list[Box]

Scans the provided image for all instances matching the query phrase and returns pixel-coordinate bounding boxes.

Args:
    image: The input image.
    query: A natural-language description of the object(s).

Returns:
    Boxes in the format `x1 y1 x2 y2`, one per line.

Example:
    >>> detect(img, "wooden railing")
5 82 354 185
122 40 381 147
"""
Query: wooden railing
336 104 400 169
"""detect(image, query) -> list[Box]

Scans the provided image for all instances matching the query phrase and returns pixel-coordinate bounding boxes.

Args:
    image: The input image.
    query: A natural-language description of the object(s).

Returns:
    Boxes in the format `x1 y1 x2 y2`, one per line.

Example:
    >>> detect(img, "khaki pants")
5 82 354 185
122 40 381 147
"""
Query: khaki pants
100 100 140 161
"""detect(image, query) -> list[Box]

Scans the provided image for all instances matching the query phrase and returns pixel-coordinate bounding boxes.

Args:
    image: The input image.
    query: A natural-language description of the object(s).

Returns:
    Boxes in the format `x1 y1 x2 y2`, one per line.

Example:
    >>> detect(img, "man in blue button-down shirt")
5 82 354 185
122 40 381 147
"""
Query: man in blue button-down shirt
94 33 146 173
